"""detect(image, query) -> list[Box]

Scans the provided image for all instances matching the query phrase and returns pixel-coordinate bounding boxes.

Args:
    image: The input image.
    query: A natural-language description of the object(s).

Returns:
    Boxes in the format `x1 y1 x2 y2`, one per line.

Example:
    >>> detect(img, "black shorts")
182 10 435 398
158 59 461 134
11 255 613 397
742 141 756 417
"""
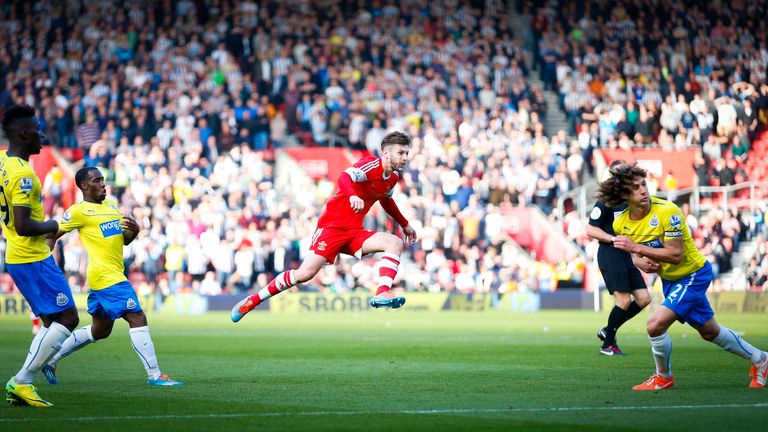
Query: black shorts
598 248 646 294
600 261 646 294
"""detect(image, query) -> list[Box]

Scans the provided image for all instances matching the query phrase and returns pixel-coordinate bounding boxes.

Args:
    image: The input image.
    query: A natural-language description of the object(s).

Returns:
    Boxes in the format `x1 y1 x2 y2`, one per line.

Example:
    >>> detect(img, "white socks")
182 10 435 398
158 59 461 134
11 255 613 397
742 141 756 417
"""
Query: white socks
712 325 765 364
129 326 161 380
48 325 95 367
649 332 673 378
15 322 71 384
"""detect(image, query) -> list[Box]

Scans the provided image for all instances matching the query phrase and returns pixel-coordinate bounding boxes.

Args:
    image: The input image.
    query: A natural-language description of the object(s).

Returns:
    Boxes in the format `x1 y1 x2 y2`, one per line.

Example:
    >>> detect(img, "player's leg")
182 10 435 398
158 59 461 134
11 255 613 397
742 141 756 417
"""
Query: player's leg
359 232 406 308
231 253 327 322
597 266 629 353
6 257 78 406
43 313 111 384
599 291 631 355
361 232 404 294
632 305 677 390
123 311 183 386
694 317 768 388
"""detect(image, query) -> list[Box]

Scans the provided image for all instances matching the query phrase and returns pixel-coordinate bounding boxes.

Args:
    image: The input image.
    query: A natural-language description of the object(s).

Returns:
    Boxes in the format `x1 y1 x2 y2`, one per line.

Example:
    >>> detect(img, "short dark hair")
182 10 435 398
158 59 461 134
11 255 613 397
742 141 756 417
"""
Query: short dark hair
75 166 100 189
595 162 648 207
380 131 411 151
1 104 36 132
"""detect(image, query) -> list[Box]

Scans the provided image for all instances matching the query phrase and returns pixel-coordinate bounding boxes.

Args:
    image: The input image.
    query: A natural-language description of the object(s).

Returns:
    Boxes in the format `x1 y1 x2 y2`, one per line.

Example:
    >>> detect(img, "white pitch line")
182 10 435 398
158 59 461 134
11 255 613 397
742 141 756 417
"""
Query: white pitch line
1 403 767 423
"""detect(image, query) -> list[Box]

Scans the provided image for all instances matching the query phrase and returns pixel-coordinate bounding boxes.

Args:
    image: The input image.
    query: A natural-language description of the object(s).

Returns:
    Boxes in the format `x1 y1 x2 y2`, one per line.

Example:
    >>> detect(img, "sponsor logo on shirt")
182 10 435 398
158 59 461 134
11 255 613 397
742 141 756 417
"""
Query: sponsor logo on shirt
641 239 663 248
62 210 72 222
99 220 123 237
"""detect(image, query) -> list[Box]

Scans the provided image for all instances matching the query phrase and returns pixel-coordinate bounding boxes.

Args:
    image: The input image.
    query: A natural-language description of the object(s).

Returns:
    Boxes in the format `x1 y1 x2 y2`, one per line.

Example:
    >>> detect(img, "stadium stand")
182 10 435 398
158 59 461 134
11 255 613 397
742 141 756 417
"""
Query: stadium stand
0 0 766 298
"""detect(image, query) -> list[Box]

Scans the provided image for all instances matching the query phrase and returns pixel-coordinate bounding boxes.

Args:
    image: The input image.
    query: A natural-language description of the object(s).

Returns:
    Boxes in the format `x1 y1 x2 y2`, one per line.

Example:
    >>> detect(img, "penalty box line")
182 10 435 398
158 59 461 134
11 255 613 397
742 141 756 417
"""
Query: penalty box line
2 403 768 422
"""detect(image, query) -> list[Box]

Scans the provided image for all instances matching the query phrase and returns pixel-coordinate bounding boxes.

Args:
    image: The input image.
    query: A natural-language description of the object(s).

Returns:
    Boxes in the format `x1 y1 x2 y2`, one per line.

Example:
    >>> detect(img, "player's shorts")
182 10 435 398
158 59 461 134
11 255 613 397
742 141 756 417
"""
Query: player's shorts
87 280 143 321
599 254 646 294
661 261 714 326
6 255 74 316
309 226 377 264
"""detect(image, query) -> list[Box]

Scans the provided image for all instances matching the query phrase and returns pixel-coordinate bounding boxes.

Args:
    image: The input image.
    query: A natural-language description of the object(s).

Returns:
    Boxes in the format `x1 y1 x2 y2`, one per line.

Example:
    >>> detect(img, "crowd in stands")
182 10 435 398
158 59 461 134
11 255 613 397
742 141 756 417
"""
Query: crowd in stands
524 0 768 188
746 203 768 291
0 0 766 298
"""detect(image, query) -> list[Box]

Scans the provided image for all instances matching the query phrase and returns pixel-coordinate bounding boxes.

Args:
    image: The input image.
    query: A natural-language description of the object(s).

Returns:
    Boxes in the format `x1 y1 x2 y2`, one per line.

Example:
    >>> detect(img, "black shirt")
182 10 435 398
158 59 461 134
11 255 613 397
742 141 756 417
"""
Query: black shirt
588 200 632 266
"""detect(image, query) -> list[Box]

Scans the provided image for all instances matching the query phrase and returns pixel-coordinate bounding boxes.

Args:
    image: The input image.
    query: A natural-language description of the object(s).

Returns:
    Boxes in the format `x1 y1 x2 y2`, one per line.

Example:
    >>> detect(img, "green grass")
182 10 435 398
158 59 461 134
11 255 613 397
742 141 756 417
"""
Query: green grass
1 310 767 431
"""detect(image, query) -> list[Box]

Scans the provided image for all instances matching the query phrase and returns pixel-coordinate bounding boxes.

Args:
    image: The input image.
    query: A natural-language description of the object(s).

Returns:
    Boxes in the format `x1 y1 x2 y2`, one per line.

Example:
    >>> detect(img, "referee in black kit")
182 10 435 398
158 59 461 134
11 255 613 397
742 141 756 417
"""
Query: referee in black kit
587 160 651 355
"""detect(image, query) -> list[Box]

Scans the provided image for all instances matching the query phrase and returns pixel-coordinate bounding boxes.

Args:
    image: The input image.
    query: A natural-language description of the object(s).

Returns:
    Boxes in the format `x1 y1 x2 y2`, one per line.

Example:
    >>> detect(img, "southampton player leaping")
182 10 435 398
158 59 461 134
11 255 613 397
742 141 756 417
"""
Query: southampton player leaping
42 167 182 387
231 131 418 321
597 163 768 390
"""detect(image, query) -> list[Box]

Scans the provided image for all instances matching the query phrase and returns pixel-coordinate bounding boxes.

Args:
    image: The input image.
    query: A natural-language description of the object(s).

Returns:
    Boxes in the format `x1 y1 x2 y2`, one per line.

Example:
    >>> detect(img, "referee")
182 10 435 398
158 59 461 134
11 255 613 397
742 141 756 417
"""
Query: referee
587 161 651 355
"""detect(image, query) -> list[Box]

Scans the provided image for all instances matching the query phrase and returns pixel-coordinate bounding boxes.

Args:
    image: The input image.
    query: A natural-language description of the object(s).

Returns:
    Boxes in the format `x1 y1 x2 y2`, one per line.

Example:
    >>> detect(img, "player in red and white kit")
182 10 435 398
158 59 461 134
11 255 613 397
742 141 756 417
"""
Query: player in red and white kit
231 131 418 322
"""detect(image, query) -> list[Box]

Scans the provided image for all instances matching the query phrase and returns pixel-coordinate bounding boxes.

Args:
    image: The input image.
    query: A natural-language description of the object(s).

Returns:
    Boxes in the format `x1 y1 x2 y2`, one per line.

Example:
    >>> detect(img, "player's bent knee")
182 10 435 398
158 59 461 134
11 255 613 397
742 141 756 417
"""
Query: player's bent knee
294 268 316 284
646 321 666 337
125 312 148 328
615 296 631 309
697 324 719 341
92 327 112 340
386 235 403 254
58 308 80 331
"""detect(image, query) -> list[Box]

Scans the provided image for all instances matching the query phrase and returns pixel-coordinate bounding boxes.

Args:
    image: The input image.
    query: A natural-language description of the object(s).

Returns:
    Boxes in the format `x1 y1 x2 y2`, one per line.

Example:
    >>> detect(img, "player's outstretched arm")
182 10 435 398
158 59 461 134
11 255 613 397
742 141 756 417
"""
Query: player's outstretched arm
45 230 67 251
586 225 613 243
12 205 59 237
379 197 416 244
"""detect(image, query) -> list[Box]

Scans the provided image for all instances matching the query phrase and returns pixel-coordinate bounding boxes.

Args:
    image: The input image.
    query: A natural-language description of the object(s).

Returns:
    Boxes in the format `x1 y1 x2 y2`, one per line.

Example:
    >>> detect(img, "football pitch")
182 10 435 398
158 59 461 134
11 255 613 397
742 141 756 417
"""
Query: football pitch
1 310 767 431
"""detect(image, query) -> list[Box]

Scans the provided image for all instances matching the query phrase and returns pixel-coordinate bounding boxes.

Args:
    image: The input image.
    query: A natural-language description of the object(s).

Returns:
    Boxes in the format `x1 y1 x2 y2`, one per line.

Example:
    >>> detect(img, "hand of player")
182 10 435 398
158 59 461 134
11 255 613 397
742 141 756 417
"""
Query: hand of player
121 215 141 234
634 255 661 273
402 224 418 245
611 235 637 253
349 195 364 213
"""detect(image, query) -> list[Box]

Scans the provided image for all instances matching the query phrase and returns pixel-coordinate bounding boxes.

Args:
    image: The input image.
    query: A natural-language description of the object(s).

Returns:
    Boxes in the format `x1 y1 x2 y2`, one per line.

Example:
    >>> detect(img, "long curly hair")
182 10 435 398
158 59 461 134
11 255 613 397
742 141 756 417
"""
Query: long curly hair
595 162 647 207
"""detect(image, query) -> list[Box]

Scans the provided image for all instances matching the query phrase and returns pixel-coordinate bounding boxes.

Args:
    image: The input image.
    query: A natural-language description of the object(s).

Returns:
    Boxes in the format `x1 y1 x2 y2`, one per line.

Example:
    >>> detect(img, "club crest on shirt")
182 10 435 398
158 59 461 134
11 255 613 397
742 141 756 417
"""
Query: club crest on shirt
20 177 33 194
127 298 137 309
56 292 69 306
649 215 659 227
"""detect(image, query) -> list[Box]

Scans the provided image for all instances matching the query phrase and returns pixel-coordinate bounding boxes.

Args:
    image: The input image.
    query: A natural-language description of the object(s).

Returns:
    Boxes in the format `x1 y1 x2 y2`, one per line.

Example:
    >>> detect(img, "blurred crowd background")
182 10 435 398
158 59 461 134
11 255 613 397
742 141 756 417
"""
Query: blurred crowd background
1 0 767 299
